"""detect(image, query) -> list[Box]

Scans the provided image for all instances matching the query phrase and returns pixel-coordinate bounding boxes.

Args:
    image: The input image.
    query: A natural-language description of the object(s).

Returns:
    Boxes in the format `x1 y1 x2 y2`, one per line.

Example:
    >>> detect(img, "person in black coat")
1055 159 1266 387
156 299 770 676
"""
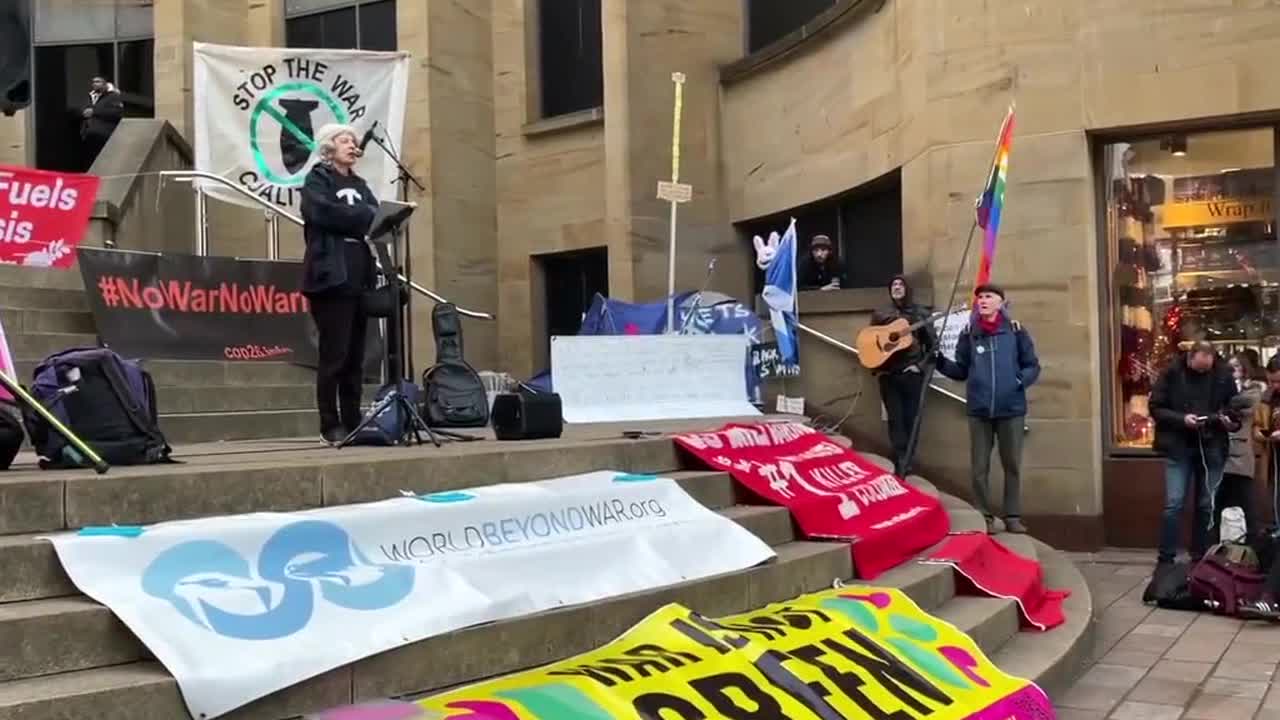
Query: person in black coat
868 275 936 476
1149 340 1241 566
300 123 379 445
81 77 124 169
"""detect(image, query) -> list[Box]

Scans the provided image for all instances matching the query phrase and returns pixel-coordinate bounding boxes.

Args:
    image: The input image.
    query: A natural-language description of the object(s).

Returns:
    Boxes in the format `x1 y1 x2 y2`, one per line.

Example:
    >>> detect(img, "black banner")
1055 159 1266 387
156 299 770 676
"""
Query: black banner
750 342 801 380
78 248 325 365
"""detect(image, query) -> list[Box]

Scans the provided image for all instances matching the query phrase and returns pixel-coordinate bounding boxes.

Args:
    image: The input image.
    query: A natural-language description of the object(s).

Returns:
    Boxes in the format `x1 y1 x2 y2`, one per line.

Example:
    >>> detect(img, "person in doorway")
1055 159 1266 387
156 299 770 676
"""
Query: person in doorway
869 275 936 476
935 284 1040 534
1149 340 1239 566
1252 355 1280 525
798 235 845 291
80 76 123 169
1221 352 1265 534
300 124 378 445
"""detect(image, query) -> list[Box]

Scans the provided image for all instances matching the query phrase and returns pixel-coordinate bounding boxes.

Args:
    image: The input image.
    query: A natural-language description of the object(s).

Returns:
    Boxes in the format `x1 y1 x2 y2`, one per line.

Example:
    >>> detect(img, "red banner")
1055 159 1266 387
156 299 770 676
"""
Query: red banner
0 165 99 269
675 421 950 579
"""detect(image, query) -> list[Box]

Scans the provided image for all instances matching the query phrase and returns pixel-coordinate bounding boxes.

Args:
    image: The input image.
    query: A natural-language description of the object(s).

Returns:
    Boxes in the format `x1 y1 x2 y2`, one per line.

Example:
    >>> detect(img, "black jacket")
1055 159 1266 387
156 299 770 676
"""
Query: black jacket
798 256 845 290
1150 354 1240 460
299 163 378 297
869 276 936 374
81 90 123 141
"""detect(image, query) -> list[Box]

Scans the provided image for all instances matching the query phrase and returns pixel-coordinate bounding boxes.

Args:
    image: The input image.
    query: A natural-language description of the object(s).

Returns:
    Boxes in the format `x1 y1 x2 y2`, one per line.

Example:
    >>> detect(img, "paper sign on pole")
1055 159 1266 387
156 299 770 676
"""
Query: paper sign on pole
192 42 410 214
933 308 971 363
551 335 761 424
43 471 774 719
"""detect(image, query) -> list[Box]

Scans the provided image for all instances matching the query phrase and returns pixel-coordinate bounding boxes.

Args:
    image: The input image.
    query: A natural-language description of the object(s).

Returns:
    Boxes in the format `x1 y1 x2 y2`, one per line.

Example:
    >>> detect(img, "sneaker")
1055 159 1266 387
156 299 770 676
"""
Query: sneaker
321 427 346 446
1237 599 1280 622
1005 517 1028 534
985 516 998 534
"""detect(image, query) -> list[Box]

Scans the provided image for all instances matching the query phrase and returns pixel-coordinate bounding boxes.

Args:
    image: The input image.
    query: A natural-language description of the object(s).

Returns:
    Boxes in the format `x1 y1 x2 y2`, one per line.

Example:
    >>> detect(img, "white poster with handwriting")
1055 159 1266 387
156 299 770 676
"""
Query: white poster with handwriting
551 335 762 424
932 309 971 363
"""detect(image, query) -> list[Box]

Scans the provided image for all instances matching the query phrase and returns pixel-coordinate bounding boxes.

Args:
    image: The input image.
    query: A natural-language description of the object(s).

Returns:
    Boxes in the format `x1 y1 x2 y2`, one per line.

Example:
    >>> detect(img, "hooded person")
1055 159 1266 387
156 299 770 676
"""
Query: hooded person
868 275 937 476
935 283 1041 534
797 234 845 291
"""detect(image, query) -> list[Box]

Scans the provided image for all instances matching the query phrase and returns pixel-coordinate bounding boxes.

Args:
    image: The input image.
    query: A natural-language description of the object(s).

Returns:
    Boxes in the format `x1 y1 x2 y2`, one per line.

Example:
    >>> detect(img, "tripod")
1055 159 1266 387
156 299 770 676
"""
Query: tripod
337 203 442 449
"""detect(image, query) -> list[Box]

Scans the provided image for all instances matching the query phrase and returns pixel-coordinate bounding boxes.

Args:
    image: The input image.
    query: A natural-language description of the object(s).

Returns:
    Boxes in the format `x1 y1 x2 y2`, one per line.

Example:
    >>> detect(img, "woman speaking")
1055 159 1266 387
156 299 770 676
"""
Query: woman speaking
300 123 378 445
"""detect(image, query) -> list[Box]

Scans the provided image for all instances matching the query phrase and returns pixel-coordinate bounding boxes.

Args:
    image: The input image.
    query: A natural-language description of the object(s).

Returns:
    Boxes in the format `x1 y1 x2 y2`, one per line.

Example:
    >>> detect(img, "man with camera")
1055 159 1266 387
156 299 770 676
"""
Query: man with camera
1149 340 1241 567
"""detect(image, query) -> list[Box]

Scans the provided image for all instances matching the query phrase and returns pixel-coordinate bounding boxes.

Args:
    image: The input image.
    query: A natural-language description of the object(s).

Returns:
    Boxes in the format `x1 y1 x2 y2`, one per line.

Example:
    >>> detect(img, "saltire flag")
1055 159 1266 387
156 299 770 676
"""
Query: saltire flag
974 104 1015 288
762 218 799 364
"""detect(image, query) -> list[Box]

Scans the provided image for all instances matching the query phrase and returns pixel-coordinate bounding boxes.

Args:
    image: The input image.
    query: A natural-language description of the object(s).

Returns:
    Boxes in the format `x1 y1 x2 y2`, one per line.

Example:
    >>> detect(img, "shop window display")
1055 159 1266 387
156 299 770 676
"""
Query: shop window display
1104 128 1278 449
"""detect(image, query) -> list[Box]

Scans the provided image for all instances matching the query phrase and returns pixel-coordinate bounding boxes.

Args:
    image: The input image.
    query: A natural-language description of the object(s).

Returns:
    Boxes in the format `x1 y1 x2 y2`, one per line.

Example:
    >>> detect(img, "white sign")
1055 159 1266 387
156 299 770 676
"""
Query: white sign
192 42 411 213
551 335 762 424
43 471 774 719
657 180 693 203
933 309 971 363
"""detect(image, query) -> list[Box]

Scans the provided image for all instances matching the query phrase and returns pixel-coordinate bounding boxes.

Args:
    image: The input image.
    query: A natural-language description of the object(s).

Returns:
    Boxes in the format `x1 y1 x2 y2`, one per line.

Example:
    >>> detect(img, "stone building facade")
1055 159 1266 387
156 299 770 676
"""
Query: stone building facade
8 0 1280 548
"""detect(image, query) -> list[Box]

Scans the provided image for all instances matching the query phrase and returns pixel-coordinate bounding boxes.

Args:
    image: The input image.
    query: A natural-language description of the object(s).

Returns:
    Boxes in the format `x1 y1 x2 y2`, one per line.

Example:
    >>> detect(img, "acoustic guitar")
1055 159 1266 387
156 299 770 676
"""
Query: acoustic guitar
855 307 966 370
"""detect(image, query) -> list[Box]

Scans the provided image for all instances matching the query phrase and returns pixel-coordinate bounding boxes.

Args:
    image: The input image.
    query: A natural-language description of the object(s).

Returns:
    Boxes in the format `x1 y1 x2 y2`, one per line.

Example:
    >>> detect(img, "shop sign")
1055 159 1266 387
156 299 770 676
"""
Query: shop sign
1162 196 1273 228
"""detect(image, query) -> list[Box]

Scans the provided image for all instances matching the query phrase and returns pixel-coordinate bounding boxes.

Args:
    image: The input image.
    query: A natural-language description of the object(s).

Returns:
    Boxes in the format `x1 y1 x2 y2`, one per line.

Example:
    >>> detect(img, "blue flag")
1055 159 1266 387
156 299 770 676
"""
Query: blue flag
761 218 799 365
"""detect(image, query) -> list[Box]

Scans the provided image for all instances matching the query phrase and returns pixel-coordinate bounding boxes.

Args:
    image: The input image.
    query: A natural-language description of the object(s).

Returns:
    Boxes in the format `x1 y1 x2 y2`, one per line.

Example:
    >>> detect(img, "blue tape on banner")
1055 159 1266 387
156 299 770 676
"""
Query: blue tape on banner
417 491 475 504
613 473 660 483
77 525 145 538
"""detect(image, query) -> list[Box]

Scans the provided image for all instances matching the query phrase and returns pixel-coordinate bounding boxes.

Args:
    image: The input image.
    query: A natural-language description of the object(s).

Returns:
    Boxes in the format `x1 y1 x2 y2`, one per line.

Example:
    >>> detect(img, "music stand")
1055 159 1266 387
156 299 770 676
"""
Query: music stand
338 200 441 449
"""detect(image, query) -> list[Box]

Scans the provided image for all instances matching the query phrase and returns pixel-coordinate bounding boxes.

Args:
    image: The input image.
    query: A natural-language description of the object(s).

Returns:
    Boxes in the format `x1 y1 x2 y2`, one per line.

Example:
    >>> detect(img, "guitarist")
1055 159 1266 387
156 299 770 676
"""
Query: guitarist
869 275 937 476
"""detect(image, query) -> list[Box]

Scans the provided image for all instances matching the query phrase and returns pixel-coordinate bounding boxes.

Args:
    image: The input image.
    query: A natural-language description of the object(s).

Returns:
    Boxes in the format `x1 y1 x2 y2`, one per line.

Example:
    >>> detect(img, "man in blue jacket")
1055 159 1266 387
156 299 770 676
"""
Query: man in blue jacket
936 284 1041 534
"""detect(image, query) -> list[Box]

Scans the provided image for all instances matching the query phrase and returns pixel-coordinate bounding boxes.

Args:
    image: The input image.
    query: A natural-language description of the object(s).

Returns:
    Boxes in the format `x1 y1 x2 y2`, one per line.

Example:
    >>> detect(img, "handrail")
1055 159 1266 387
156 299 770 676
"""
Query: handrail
157 170 495 320
795 321 966 403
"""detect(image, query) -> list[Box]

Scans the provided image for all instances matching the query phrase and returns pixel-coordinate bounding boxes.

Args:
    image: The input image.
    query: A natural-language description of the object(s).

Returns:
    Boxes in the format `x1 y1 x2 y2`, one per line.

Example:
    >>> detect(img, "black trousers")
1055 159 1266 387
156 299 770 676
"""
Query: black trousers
310 292 368 433
879 370 926 475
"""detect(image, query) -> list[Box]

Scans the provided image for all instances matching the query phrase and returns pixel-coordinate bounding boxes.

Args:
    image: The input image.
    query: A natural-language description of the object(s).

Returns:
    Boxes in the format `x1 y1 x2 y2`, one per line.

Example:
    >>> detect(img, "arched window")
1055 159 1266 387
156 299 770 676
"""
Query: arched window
31 0 154 171
746 0 836 53
286 0 397 52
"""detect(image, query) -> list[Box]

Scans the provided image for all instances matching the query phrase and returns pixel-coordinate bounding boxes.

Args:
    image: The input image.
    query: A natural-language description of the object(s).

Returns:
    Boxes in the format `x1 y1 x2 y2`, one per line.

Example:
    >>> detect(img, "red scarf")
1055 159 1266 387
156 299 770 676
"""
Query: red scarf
977 312 1002 335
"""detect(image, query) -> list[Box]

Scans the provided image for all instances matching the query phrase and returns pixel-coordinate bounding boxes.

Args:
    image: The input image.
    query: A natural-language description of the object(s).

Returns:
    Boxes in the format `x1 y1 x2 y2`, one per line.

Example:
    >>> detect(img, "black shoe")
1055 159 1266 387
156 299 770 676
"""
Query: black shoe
321 427 346 446
1238 600 1280 622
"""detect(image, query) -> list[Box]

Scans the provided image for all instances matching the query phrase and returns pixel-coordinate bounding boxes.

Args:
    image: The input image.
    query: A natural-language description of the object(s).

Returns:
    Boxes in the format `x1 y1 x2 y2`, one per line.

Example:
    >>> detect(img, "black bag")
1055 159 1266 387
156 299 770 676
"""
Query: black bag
26 347 171 468
422 303 489 428
0 403 23 470
1142 562 1201 612
347 380 421 446
361 281 409 319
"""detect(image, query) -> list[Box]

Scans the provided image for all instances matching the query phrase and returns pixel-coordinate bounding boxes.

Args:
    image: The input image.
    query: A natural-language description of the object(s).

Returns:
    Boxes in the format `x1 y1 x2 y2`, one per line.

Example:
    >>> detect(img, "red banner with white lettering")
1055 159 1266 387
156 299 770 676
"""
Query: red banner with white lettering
675 422 950 579
0 165 99 268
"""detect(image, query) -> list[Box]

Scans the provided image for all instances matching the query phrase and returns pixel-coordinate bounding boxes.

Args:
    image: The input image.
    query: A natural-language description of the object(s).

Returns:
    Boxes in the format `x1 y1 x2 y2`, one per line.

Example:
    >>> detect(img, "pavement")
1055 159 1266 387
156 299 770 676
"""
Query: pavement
1059 550 1280 720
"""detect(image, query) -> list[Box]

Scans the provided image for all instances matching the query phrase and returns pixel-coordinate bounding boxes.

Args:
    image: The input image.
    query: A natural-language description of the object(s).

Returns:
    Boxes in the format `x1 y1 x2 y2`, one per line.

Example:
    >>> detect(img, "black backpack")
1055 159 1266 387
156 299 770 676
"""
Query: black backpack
347 380 422 446
0 402 23 470
26 347 171 468
421 303 489 428
1142 561 1201 612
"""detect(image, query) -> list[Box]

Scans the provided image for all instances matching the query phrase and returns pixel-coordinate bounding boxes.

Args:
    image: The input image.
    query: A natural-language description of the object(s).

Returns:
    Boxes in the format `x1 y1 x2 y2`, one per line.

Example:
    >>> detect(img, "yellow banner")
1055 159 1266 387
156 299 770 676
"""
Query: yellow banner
404 586 1054 720
1161 196 1273 228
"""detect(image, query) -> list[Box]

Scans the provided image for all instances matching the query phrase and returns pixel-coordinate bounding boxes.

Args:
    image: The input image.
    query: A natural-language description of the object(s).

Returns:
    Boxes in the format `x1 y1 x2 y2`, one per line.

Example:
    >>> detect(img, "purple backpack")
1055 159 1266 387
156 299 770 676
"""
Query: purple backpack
25 347 170 467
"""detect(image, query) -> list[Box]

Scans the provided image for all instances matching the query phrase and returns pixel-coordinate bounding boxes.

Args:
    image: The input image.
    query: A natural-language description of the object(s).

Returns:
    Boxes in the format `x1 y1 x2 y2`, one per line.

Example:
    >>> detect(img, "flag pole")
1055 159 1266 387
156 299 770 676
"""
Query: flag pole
900 102 1014 477
665 72 687 334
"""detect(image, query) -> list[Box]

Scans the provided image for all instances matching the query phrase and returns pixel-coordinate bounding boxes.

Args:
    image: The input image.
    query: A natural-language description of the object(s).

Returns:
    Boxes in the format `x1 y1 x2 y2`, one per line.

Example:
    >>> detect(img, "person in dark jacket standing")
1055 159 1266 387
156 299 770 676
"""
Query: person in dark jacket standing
869 275 936 476
935 284 1040 534
300 123 379 445
1149 341 1240 565
81 76 123 169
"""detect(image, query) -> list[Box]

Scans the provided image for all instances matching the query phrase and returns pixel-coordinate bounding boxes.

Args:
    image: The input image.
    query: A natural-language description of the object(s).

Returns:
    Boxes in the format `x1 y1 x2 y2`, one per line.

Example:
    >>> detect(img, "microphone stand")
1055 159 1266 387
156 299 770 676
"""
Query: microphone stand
366 132 425 382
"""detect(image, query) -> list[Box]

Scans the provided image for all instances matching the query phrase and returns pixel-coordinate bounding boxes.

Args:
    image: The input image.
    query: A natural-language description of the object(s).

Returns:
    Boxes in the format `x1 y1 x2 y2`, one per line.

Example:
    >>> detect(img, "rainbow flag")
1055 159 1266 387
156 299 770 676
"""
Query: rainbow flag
974 104 1015 288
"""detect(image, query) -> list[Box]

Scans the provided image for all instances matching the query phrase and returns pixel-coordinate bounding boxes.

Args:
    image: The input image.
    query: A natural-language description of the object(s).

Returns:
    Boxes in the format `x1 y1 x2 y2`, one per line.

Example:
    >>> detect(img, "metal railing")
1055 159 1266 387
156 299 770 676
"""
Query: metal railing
795 321 966 404
157 170 496 320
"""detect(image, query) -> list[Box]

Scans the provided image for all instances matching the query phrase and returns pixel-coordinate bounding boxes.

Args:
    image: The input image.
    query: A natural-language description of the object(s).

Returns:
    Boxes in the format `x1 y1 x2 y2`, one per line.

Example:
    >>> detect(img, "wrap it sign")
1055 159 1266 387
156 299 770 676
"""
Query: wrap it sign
192 42 410 213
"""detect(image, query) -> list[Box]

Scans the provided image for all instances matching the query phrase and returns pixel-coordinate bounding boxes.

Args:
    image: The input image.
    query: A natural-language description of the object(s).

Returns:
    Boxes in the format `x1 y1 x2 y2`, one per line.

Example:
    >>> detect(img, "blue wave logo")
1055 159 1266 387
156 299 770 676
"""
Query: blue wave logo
418 491 476 504
141 520 415 640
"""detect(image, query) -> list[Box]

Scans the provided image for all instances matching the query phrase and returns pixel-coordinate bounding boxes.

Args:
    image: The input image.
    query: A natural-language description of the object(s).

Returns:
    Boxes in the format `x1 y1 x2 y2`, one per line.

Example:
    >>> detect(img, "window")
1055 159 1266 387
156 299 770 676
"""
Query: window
537 0 602 118
740 170 903 294
31 0 154 172
1102 127 1278 450
286 0 396 51
746 0 836 53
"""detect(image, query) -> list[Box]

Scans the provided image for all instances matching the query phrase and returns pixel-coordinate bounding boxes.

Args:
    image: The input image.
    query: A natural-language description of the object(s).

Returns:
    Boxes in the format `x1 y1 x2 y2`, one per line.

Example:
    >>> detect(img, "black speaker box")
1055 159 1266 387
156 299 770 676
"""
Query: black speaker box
492 392 563 441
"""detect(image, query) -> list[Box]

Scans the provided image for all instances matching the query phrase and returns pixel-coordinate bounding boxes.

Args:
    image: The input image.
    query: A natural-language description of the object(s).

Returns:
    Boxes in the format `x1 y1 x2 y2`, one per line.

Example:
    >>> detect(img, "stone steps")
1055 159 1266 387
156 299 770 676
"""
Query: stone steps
0 429 1096 719
0 307 96 336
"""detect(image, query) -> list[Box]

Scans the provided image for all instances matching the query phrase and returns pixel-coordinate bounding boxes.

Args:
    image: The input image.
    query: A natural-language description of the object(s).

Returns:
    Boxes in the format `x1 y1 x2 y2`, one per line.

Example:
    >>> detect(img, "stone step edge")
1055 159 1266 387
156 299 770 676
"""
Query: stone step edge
0 470 742 604
0 540 854 716
0 504 801 684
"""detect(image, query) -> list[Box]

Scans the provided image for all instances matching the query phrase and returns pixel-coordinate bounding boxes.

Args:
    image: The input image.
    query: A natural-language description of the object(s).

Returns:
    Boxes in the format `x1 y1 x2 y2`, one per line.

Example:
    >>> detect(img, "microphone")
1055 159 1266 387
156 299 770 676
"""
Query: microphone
358 121 379 152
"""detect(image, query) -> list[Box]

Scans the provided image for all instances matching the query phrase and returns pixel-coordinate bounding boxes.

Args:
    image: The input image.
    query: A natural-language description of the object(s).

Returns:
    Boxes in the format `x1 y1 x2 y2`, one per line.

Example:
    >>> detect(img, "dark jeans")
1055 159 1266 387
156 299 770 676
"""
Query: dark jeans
1159 453 1222 564
310 292 368 433
969 416 1025 519
879 370 925 475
